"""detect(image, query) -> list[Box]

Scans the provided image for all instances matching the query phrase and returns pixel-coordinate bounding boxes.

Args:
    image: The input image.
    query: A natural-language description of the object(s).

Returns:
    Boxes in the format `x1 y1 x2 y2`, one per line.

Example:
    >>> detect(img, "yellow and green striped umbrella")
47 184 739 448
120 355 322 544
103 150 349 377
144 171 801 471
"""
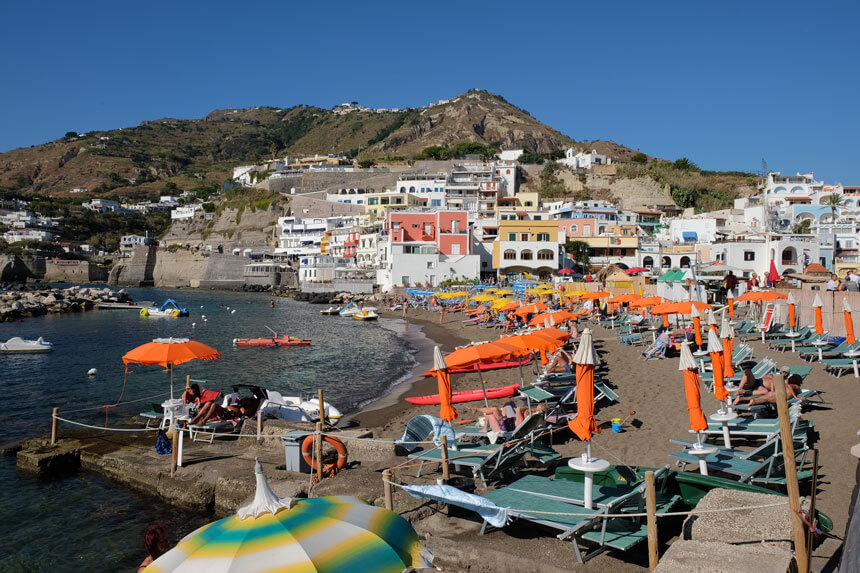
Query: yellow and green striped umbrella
146 464 425 572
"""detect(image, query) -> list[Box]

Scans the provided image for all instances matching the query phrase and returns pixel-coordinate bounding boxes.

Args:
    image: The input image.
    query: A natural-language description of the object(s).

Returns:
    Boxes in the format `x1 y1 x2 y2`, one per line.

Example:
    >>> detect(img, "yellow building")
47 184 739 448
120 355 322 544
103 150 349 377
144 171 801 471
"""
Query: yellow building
492 220 560 278
363 192 423 218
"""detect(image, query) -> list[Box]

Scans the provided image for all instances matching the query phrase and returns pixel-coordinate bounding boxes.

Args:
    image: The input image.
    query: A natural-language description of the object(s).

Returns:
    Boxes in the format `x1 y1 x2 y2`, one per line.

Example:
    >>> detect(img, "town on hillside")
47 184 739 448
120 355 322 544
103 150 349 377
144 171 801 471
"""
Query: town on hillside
1 147 854 292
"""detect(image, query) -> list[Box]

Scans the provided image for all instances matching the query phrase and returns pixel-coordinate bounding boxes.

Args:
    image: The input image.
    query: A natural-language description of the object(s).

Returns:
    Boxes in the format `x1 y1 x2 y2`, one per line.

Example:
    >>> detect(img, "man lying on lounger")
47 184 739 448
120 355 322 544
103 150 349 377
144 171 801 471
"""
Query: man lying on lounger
735 372 807 406
183 395 260 427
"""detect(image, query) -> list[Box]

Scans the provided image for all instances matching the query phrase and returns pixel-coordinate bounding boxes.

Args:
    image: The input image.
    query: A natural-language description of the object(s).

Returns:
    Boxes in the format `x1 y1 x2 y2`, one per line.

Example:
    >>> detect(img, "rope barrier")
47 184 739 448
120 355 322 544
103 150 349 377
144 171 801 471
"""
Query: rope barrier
61 390 174 413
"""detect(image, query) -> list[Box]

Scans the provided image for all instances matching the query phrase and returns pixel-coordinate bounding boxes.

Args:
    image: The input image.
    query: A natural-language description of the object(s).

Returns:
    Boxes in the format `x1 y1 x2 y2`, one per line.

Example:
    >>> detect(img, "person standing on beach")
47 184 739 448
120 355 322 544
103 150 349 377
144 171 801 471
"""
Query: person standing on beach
725 271 738 296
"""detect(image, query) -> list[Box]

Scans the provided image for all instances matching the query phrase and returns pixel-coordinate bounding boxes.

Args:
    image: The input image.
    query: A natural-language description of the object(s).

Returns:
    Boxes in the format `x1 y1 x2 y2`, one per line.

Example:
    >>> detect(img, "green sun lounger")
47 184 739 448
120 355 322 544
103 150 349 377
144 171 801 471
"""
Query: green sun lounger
822 357 860 377
799 341 858 361
396 415 436 453
768 326 813 350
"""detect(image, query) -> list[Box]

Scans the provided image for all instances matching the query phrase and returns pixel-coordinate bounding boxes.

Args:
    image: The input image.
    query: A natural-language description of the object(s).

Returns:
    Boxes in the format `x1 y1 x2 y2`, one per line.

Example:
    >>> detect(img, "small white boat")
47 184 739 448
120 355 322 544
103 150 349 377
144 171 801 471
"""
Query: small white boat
233 385 343 425
319 306 342 315
353 310 379 321
339 302 378 317
0 336 53 353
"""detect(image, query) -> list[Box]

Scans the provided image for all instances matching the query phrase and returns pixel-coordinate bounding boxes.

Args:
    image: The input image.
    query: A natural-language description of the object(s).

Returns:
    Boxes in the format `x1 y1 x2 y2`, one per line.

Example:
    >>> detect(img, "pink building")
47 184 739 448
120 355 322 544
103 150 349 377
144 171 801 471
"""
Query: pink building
558 218 599 238
387 210 471 255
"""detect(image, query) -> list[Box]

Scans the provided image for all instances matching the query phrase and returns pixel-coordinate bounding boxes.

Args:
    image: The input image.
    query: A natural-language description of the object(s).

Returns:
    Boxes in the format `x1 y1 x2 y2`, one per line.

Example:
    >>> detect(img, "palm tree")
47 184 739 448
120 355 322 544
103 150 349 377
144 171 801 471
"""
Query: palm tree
823 192 845 225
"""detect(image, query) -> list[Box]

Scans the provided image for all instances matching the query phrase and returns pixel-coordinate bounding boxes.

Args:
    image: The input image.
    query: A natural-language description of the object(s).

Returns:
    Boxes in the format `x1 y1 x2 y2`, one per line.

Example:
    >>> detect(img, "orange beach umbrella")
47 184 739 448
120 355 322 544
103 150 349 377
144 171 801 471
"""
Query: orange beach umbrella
690 304 703 346
679 342 707 432
629 297 663 310
499 332 564 366
707 329 727 402
499 301 523 313
844 299 856 345
528 310 578 327
122 337 222 398
649 300 713 316
513 303 548 317
720 312 735 378
735 290 787 302
607 293 642 304
444 340 533 370
579 292 611 301
567 328 600 442
812 294 824 335
786 292 797 331
432 346 457 421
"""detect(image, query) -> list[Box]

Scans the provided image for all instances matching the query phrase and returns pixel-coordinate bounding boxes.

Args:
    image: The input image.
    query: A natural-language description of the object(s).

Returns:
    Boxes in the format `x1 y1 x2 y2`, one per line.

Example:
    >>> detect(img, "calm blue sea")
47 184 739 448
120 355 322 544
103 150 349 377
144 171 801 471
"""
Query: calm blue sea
0 287 417 572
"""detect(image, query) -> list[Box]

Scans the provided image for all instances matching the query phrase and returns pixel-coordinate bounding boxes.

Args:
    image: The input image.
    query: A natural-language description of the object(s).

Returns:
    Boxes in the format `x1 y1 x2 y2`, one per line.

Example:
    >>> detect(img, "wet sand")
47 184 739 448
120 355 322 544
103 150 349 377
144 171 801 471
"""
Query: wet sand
355 307 856 571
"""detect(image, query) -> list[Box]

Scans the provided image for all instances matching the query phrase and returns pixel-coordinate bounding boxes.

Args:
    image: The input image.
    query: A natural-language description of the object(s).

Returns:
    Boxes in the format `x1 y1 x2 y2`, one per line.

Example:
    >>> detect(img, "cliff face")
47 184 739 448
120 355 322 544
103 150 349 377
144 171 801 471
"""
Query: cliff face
108 247 248 288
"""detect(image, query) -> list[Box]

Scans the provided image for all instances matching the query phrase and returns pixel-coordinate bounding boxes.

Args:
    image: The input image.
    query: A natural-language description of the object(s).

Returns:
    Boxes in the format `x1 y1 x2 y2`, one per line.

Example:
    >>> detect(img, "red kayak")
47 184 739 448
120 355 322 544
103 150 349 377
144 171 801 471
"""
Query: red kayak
233 335 312 347
422 359 531 378
406 383 521 405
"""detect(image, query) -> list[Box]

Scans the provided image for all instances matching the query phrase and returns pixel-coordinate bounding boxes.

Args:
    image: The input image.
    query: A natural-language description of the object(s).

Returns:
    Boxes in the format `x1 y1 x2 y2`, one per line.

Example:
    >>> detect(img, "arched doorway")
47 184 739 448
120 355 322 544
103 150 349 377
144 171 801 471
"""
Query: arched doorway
643 256 654 268
661 256 671 268
679 256 691 268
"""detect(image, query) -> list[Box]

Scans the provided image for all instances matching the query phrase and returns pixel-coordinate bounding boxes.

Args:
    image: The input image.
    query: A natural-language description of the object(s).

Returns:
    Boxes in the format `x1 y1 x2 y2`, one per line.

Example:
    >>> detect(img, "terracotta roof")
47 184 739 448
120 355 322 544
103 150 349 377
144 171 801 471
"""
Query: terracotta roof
784 196 811 201
805 263 829 274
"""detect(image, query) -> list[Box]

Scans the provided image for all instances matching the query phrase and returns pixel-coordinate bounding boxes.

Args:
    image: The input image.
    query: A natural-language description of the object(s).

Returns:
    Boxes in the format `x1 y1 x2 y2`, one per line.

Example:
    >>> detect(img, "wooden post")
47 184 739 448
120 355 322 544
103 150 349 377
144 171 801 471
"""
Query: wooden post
51 407 59 445
315 422 323 481
383 468 393 510
171 428 179 476
772 372 809 573
440 434 450 482
318 389 326 426
185 375 191 388
645 471 659 571
806 449 819 569
256 410 262 442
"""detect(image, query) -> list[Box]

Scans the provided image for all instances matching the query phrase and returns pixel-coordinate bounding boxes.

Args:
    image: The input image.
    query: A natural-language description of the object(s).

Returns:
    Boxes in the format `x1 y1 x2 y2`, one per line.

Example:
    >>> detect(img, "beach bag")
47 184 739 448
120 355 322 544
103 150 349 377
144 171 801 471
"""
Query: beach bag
155 429 172 455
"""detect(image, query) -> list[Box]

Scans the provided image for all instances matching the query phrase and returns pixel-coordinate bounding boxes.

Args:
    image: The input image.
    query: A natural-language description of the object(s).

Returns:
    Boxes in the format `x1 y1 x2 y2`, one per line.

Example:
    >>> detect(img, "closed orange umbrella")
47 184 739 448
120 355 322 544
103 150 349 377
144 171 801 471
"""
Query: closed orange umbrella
679 342 707 432
735 290 787 302
812 294 824 335
432 346 457 421
844 299 856 345
787 292 796 331
707 329 727 402
727 290 735 318
567 328 600 442
690 304 703 346
720 313 735 378
122 337 222 398
706 309 719 334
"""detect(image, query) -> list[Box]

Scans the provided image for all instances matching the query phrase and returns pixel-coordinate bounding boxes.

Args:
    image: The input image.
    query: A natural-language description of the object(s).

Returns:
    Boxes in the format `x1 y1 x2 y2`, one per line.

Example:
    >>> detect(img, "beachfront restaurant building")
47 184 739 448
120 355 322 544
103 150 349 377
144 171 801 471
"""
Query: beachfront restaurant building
492 219 560 279
710 233 823 278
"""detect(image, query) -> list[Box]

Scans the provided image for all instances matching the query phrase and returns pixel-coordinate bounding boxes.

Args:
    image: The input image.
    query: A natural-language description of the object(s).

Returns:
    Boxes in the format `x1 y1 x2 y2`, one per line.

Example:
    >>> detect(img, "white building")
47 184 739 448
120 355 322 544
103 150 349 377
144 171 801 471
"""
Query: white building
120 234 148 252
325 188 372 206
711 234 822 277
3 229 55 243
275 215 359 257
357 232 380 268
559 149 610 170
171 205 202 220
377 246 480 290
395 173 448 208
298 254 352 282
668 218 719 244
83 199 126 213
498 149 524 161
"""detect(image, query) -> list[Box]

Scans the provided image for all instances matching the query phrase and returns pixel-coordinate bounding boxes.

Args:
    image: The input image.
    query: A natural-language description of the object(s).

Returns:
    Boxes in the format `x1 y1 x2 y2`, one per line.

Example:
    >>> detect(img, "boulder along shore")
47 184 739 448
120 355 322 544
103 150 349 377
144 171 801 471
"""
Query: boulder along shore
0 283 130 322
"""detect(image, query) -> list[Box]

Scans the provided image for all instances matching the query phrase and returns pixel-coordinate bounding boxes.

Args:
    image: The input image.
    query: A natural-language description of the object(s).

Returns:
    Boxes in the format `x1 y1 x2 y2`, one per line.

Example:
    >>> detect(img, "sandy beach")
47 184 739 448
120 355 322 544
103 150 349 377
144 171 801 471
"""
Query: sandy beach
352 306 857 571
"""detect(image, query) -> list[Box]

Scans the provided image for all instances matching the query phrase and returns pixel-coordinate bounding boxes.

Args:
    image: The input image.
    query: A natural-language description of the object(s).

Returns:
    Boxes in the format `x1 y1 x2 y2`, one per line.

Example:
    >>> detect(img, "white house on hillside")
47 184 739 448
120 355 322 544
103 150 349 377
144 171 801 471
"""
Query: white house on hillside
559 149 610 170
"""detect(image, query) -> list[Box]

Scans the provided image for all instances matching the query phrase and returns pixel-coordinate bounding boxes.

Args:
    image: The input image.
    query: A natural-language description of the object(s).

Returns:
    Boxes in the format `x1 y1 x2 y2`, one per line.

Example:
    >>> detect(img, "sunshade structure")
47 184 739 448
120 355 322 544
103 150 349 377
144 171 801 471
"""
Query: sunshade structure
735 290 788 302
727 289 735 318
145 461 426 572
656 269 688 282
527 310 578 327
720 313 735 378
469 294 496 303
813 294 824 334
625 267 649 275
628 296 663 310
433 346 457 421
567 328 599 442
679 342 707 432
768 260 780 284
707 329 727 403
607 293 642 304
649 300 713 316
690 304 703 346
513 303 548 317
498 300 523 313
787 292 797 331
122 338 221 398
493 289 514 296
500 332 565 366
578 292 611 301
445 341 533 370
845 300 856 345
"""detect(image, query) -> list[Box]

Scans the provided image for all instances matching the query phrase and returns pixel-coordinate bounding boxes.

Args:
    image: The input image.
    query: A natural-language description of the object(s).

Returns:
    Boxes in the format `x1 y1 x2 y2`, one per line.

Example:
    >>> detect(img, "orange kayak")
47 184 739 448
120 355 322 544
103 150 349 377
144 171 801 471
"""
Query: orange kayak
406 384 521 405
233 335 312 347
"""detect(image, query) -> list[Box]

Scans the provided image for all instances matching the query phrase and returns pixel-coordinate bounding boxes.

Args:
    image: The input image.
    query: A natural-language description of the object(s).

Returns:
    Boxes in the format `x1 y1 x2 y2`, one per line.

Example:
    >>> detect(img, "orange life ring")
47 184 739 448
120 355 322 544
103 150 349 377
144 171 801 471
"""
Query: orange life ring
301 434 348 475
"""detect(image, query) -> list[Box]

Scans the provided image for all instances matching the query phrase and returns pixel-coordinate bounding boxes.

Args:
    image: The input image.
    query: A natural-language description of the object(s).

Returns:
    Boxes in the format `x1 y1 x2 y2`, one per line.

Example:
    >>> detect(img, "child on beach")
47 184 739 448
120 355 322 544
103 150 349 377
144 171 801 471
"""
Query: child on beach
138 523 169 571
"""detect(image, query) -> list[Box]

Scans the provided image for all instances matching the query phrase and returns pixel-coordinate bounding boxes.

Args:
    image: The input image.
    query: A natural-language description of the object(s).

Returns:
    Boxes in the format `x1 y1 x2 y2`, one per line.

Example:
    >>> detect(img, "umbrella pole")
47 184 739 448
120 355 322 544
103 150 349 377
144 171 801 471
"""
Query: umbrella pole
170 364 174 400
478 363 489 407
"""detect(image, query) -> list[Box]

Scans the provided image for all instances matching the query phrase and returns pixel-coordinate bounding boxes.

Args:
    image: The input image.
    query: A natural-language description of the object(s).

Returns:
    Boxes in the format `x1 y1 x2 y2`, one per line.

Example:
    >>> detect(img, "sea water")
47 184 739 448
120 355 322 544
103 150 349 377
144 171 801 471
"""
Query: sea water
0 287 417 571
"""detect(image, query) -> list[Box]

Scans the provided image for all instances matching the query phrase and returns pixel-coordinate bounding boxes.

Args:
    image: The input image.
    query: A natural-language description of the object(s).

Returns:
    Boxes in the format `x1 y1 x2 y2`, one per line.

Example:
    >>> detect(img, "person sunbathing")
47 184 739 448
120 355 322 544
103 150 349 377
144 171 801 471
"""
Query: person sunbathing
466 402 545 433
737 372 806 405
732 368 768 404
184 396 260 427
547 348 573 373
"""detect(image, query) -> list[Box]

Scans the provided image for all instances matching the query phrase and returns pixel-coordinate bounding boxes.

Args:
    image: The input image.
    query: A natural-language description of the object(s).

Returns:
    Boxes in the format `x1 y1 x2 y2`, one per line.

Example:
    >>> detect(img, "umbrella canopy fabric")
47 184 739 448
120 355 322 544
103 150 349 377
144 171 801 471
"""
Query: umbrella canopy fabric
444 341 533 370
433 346 457 421
557 268 574 275
735 290 787 302
146 462 425 573
625 267 649 275
469 294 496 303
513 303 548 317
608 293 642 304
528 310 578 327
720 313 735 378
579 292 611 301
649 300 713 316
845 300 856 345
498 301 523 313
690 304 703 346
813 294 824 335
727 289 735 317
530 327 573 343
567 328 599 442
768 260 780 284
628 296 664 310
787 292 797 330
679 342 707 432
500 333 564 354
122 338 221 368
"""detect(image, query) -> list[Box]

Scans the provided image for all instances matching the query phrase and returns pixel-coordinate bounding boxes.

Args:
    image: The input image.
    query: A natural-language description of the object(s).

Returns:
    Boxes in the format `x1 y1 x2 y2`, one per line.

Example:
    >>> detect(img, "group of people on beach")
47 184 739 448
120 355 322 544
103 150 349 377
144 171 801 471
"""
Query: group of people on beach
179 383 260 427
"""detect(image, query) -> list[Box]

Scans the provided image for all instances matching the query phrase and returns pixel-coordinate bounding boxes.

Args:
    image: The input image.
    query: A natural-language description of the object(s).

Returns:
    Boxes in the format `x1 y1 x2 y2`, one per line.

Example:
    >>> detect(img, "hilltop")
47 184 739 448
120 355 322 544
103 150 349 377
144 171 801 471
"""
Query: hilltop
0 90 638 199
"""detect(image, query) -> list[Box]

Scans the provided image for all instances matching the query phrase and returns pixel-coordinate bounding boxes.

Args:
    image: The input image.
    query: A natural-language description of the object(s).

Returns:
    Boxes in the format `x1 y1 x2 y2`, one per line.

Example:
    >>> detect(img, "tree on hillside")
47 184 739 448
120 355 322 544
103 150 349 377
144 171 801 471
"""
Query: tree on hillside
673 157 698 171
416 146 452 160
269 143 279 160
631 152 648 164
536 161 568 198
823 192 845 224
564 240 591 270
517 151 545 164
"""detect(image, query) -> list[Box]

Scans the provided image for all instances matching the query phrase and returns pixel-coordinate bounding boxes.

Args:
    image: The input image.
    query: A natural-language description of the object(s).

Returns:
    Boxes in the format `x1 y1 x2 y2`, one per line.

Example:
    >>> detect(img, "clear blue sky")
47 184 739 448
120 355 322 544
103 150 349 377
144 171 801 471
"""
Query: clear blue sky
2 1 858 182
